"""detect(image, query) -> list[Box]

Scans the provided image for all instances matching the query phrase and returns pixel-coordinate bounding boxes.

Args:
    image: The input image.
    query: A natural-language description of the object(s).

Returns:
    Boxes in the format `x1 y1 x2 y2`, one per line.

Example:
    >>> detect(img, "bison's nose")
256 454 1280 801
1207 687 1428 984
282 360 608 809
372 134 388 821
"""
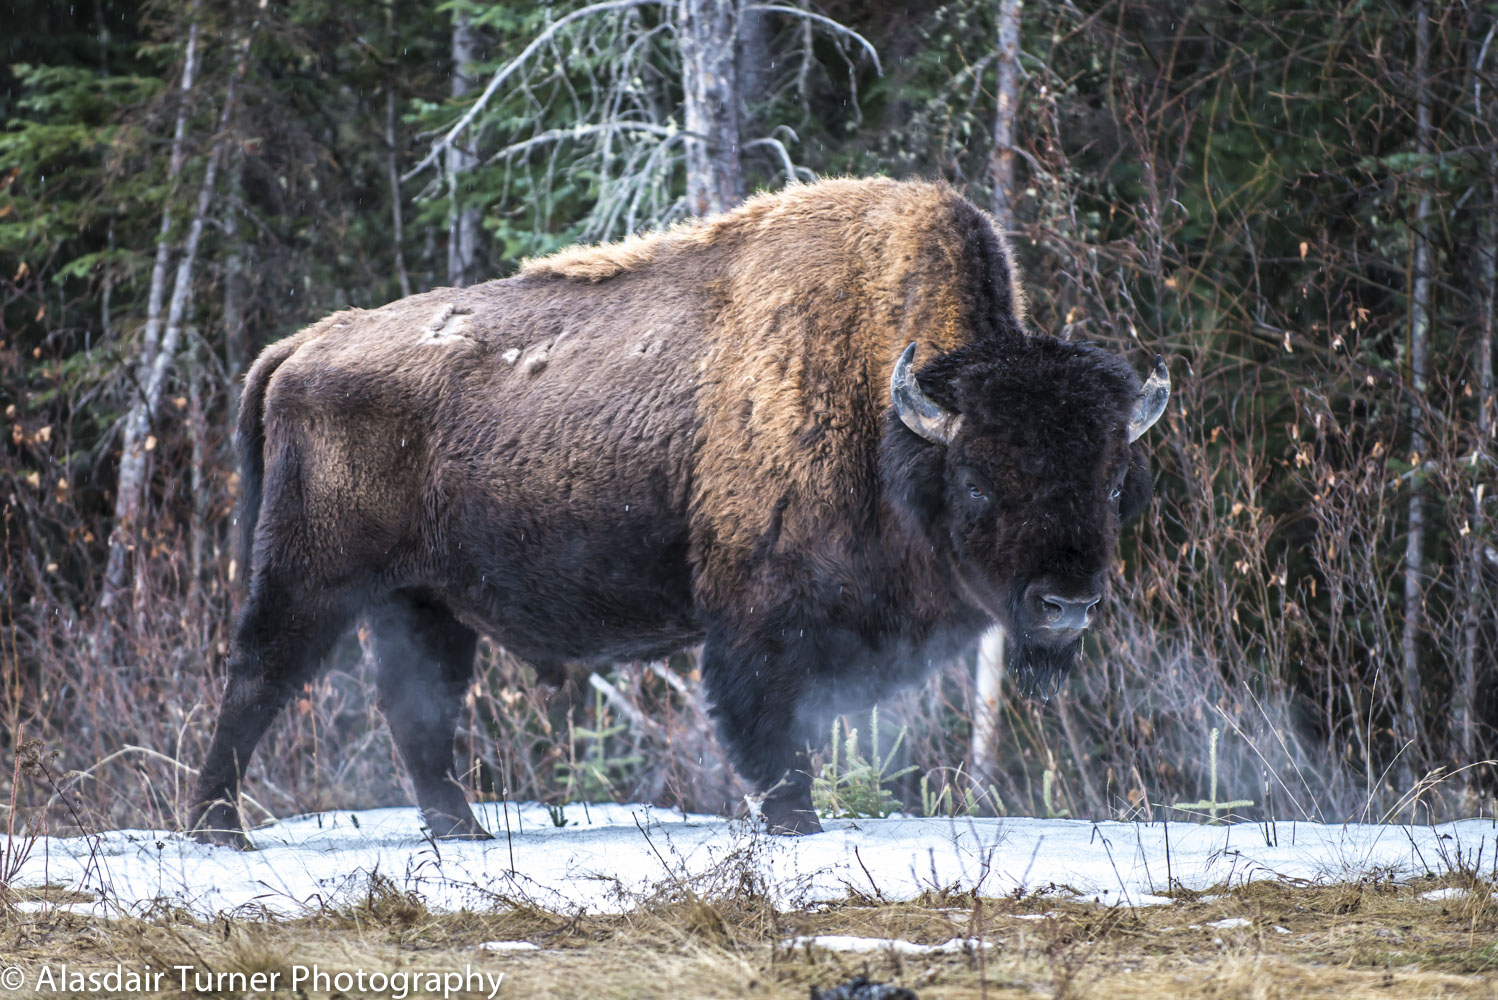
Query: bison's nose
1039 593 1100 631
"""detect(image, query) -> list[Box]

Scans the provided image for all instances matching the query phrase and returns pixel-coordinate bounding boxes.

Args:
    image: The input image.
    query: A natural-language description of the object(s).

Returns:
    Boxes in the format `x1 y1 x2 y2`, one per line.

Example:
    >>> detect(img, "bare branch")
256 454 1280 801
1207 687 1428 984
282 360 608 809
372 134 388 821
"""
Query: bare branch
403 0 661 182
487 121 685 164
744 134 812 185
589 671 660 739
744 3 882 75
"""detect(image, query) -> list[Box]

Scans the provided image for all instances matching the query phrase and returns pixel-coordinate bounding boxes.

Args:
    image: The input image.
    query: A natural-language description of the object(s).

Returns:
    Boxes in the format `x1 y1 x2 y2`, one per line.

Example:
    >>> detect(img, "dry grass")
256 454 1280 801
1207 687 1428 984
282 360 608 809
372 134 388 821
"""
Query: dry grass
1 874 1493 999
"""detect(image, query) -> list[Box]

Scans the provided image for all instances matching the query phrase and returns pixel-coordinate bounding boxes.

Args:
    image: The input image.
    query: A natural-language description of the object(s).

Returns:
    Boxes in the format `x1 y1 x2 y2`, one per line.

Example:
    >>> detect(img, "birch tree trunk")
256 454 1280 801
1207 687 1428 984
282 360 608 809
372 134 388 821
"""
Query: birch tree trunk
972 0 1023 794
1398 1 1433 773
102 22 255 617
736 3 772 127
680 0 743 216
222 152 248 397
989 0 1022 231
447 10 482 288
971 626 1005 805
386 0 412 299
1458 174 1493 778
101 19 200 614
1458 12 1496 785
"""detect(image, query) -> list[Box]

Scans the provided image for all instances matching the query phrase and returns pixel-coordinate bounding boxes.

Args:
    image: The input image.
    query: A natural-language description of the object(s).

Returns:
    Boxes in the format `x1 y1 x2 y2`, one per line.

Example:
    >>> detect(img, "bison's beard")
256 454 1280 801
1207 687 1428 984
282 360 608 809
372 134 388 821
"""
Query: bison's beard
1006 636 1082 701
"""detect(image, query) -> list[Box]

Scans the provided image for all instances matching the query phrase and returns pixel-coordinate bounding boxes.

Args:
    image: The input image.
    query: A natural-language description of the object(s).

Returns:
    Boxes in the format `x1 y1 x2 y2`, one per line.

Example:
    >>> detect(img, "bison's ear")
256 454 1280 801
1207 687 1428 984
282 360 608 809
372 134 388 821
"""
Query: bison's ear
1127 355 1170 443
891 342 963 445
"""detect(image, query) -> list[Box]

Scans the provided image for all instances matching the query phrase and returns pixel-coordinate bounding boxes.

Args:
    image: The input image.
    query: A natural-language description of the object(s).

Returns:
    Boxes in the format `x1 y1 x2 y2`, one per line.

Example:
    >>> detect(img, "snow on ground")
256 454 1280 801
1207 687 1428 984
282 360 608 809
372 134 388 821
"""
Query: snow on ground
13 803 1496 919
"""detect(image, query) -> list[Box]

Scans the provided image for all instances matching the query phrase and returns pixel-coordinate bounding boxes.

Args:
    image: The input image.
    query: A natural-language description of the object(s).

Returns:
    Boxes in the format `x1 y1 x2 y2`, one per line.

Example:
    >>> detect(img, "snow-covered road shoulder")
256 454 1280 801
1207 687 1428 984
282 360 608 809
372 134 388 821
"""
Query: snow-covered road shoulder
15 803 1496 919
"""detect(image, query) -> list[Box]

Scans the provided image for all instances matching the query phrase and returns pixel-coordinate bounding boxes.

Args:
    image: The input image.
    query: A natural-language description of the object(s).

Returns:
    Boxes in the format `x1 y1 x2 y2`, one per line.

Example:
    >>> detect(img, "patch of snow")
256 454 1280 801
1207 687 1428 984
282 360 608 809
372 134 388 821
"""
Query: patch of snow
1120 894 1175 907
1204 917 1252 930
1418 887 1470 902
9 899 110 917
8 804 1496 920
1011 912 1059 920
784 935 989 955
474 941 540 952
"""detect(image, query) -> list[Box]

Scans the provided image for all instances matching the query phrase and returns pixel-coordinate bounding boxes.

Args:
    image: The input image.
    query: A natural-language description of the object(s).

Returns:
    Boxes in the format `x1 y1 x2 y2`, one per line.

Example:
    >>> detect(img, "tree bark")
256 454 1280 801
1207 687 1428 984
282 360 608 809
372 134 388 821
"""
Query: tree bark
1399 0 1433 774
971 0 1023 799
989 0 1022 231
1458 12 1496 785
386 0 412 299
736 3 772 126
970 626 1004 810
101 19 200 613
1458 178 1493 776
447 9 482 288
680 0 744 216
222 152 248 395
102 21 254 616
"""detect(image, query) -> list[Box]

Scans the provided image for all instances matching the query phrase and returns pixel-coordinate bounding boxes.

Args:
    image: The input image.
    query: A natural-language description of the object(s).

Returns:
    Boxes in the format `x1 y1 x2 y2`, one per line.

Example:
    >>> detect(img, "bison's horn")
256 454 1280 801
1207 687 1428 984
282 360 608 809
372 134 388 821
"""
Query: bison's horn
891 342 962 445
1127 355 1170 443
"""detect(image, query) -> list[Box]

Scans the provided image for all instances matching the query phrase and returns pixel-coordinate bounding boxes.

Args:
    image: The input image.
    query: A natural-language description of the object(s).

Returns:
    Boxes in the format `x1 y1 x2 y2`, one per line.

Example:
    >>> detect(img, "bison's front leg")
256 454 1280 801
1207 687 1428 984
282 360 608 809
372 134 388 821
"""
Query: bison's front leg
701 634 824 836
369 593 490 841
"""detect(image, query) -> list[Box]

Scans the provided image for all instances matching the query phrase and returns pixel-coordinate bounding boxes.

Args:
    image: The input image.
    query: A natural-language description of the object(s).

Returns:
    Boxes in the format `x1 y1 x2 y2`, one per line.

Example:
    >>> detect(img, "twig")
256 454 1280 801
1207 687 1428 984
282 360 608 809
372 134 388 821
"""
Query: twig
744 4 882 75
43 745 276 825
744 132 814 184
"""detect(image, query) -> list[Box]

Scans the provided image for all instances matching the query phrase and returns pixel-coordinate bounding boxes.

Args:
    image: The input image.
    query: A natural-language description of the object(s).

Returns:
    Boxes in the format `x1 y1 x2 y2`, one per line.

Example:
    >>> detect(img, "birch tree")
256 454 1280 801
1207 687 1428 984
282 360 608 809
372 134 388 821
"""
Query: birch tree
447 7 483 286
1398 0 1433 769
988 0 1022 232
101 14 257 617
386 0 412 298
99 19 201 614
972 0 1023 794
1458 13 1496 785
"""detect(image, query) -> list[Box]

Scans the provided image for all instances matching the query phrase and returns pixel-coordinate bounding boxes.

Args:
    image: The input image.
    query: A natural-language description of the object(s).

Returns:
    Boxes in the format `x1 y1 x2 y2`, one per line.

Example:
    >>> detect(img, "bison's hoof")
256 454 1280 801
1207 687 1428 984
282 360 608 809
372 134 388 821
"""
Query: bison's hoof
191 825 254 850
763 807 824 836
423 812 494 841
435 828 494 842
188 802 254 849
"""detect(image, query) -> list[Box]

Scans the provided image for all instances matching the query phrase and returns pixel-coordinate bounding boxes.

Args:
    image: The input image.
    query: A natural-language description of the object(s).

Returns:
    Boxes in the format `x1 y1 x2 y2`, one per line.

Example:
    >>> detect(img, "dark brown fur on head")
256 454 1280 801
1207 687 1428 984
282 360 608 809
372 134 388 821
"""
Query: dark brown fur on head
880 334 1154 697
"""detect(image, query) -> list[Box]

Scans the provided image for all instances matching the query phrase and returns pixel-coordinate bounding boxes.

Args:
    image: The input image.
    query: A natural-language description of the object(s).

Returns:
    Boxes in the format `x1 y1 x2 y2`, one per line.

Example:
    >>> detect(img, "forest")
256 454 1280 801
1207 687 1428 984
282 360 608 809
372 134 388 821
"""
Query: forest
1 0 1494 836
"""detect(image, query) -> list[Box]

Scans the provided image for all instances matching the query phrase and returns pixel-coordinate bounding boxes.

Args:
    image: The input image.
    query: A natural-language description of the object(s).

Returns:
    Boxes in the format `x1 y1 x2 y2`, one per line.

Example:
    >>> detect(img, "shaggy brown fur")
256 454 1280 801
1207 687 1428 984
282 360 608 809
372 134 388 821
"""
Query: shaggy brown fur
189 178 1161 845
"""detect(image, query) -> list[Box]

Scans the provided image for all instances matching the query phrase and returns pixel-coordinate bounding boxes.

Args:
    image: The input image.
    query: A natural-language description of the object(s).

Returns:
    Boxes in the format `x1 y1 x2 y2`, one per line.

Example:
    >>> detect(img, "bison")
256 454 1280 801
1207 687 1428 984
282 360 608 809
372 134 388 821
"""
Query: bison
189 177 1168 844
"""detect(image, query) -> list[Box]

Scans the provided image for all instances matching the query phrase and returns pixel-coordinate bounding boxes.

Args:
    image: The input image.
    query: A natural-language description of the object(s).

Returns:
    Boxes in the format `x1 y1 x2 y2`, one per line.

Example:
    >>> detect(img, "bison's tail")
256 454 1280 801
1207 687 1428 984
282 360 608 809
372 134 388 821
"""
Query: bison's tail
233 334 306 586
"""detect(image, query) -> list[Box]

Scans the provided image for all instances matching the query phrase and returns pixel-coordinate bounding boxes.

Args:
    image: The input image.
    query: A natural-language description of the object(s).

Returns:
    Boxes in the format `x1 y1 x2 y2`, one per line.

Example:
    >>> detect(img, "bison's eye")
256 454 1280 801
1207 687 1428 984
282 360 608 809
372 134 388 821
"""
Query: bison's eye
1109 487 1121 501
968 484 988 503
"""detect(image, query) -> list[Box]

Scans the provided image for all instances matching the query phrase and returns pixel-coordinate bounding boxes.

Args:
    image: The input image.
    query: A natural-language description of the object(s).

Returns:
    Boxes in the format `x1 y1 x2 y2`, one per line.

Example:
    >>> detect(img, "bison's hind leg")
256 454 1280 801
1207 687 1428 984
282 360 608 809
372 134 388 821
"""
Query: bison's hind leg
191 581 361 848
368 591 490 841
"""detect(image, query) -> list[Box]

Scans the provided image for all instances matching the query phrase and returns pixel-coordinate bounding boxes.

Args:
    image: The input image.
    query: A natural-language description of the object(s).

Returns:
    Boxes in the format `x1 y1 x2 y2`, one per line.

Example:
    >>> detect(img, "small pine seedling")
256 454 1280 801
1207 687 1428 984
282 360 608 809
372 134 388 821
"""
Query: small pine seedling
813 707 919 819
1171 727 1255 823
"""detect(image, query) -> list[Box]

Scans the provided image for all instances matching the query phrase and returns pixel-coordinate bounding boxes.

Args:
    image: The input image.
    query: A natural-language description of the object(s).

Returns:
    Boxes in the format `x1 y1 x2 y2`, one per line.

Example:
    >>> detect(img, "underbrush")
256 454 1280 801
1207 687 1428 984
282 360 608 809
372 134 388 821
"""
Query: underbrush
1 571 1495 851
2 867 1495 999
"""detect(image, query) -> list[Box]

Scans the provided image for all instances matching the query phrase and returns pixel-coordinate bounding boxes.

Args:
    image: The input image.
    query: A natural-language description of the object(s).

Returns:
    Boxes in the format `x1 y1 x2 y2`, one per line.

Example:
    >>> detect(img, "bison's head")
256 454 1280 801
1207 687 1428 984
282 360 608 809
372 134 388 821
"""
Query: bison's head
883 336 1169 697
